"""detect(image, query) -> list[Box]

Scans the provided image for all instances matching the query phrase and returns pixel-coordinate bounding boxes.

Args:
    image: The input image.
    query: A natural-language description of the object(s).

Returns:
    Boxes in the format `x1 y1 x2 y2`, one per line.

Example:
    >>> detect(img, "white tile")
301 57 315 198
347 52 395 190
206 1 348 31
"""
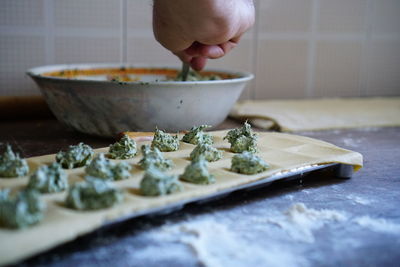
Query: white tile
0 36 46 96
318 0 367 33
54 37 121 64
127 0 153 31
371 0 400 35
0 0 45 26
314 41 362 97
255 40 309 99
54 0 121 29
258 0 312 33
366 41 400 96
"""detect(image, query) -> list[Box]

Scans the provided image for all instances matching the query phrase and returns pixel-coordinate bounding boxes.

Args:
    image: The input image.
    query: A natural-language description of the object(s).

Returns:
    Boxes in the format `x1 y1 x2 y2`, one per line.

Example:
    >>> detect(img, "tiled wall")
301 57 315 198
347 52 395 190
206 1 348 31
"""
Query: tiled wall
0 0 399 98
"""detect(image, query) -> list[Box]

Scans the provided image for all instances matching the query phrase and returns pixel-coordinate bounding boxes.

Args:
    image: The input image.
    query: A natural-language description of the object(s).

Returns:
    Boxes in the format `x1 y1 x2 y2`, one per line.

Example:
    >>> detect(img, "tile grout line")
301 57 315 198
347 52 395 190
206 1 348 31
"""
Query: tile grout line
44 0 55 64
305 0 319 98
358 0 374 97
121 0 128 64
258 32 375 41
2 26 398 41
251 0 261 100
0 27 123 38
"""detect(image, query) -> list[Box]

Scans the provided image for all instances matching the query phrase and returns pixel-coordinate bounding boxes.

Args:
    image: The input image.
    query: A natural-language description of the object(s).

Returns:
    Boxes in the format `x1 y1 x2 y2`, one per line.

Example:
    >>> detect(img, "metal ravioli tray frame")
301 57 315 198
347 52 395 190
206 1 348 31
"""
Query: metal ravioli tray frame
105 163 353 226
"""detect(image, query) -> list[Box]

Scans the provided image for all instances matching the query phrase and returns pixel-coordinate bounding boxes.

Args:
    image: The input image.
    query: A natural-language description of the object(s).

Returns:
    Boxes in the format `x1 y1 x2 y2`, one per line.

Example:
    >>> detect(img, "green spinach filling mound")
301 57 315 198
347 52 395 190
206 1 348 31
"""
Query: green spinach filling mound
66 177 123 210
224 121 258 153
0 189 45 229
190 143 222 162
182 125 213 145
139 145 173 171
107 134 137 159
180 156 215 185
140 166 182 196
56 143 94 169
231 152 269 175
85 153 131 181
151 128 180 152
27 162 68 193
0 144 29 178
174 70 222 81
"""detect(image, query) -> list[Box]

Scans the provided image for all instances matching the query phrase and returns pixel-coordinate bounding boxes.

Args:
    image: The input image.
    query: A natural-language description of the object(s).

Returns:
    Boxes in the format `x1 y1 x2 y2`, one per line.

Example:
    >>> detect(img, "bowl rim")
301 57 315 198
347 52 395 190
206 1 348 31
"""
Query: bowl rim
27 63 254 85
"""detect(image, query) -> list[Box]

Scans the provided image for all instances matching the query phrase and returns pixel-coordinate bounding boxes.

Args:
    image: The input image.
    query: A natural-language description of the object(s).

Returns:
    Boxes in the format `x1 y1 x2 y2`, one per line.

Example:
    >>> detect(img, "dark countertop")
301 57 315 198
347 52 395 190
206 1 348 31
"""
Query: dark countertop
1 119 399 267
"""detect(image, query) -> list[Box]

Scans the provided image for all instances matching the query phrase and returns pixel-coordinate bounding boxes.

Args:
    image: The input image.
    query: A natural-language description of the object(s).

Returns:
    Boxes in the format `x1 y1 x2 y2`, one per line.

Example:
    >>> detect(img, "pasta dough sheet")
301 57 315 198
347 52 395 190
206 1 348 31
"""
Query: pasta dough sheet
230 97 400 132
0 131 363 265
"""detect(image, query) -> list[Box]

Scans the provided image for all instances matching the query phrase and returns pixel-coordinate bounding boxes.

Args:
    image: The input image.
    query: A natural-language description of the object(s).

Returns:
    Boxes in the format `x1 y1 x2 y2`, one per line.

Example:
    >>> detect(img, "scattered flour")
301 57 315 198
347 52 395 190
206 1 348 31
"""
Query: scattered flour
284 195 294 201
145 218 307 267
178 220 300 267
342 137 363 148
301 189 311 194
357 127 381 132
354 216 400 234
346 194 372 205
262 203 400 243
265 203 347 243
331 130 343 135
128 203 400 266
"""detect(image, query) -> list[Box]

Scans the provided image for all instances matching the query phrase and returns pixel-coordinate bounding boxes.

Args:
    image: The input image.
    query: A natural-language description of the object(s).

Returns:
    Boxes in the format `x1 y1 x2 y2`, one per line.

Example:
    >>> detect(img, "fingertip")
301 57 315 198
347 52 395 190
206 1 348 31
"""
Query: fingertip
200 45 224 59
190 57 207 71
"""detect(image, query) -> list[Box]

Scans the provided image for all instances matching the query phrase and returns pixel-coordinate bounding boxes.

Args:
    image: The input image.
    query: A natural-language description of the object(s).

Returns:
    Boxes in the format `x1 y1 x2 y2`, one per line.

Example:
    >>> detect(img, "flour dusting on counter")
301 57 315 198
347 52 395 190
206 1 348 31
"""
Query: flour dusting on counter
342 137 363 148
354 216 400 234
260 203 400 243
264 203 347 243
358 127 381 132
346 194 372 205
145 217 307 267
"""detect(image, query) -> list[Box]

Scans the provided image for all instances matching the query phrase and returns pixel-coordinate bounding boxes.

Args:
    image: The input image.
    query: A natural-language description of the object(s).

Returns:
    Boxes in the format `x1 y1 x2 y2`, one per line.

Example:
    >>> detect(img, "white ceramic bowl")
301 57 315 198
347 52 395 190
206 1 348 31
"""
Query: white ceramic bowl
28 64 253 137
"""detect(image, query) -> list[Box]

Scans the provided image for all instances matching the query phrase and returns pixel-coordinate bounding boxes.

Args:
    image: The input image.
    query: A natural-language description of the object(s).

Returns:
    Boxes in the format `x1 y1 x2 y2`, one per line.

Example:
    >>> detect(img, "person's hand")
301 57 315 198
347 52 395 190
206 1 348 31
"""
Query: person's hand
153 0 255 70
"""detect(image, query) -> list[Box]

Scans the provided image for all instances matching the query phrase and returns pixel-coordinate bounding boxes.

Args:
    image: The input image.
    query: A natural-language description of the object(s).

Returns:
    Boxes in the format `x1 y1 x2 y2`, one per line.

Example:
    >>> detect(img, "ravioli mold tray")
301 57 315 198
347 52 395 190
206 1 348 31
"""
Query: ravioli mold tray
0 131 362 265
